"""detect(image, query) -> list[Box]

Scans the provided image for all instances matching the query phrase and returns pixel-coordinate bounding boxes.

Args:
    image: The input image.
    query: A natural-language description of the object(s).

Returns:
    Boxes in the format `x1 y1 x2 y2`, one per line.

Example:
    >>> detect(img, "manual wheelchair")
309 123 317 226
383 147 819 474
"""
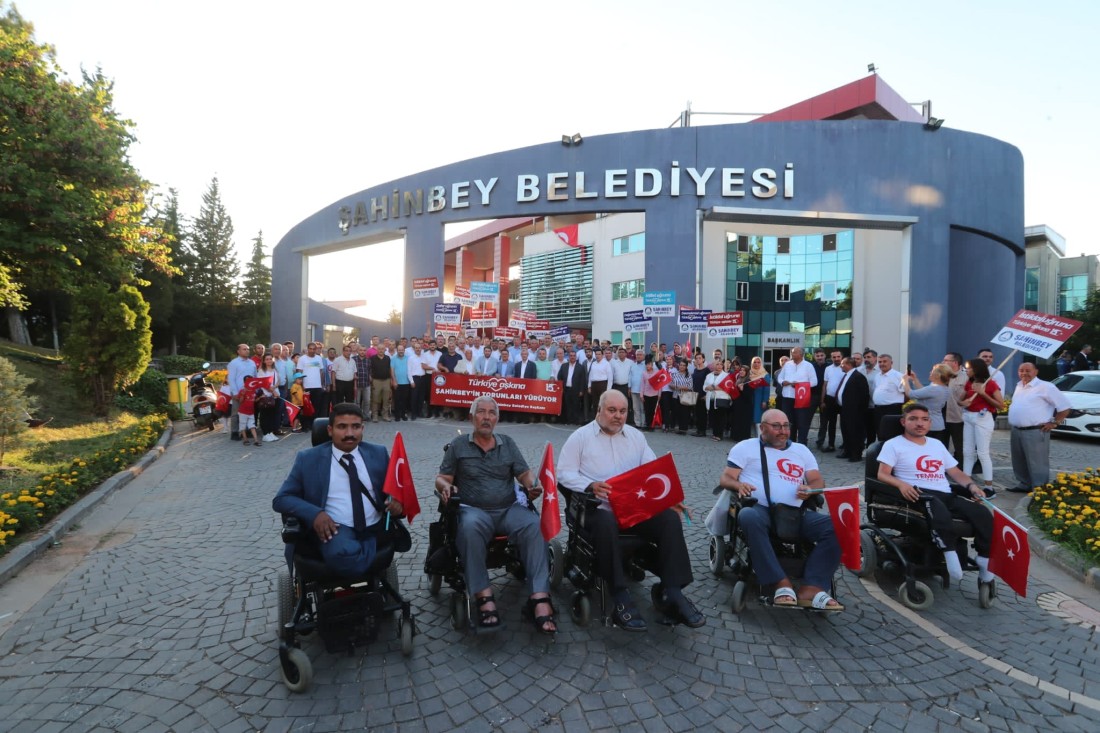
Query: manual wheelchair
422 445 563 633
707 490 837 613
856 416 995 611
274 418 416 693
547 487 682 627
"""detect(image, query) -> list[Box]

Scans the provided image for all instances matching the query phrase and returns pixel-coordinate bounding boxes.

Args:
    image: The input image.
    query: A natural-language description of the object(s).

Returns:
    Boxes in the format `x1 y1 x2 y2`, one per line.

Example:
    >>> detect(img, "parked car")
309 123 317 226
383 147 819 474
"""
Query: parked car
1051 371 1100 440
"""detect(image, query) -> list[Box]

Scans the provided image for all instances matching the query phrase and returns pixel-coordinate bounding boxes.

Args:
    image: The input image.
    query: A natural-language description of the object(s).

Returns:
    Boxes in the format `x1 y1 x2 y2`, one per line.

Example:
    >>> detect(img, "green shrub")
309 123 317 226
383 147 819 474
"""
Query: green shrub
115 367 168 415
159 355 208 375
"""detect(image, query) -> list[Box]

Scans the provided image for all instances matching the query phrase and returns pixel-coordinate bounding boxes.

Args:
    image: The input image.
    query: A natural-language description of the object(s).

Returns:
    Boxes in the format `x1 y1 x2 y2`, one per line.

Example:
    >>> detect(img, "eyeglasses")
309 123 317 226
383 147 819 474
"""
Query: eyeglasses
762 422 791 431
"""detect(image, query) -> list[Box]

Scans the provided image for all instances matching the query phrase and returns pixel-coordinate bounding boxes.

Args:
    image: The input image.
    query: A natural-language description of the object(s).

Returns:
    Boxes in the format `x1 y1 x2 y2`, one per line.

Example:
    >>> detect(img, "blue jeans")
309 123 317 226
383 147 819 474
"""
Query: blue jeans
738 504 840 590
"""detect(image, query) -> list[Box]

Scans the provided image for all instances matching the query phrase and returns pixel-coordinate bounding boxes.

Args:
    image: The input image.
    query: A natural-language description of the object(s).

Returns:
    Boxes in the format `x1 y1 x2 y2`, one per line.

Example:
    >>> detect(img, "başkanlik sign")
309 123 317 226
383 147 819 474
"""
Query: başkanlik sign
337 162 796 234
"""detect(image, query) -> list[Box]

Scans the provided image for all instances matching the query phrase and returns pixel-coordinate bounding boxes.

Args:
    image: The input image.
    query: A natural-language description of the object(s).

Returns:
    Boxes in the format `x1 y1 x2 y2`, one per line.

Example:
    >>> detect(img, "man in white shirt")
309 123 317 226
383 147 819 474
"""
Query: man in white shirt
420 340 443 418
876 403 993 588
549 347 566 382
775 347 818 445
871 353 906 435
1006 362 1071 493
717 409 842 610
331 344 357 405
406 344 426 420
296 342 325 424
817 349 844 452
610 347 633 407
978 349 1006 392
557 390 703 631
587 348 613 409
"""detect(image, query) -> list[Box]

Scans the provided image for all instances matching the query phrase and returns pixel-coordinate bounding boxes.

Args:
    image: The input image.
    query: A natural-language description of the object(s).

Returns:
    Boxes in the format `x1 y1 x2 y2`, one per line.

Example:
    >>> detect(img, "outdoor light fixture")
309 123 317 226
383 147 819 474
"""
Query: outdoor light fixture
867 63 877 73
571 133 583 146
924 117 945 131
562 133 583 147
561 135 572 146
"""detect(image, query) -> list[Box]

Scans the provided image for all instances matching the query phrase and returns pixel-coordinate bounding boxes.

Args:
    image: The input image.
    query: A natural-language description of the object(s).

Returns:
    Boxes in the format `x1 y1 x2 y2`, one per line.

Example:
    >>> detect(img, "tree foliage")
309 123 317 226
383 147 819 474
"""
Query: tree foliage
1065 286 1099 356
386 307 402 325
0 7 173 304
187 177 239 303
0 355 36 464
62 284 153 417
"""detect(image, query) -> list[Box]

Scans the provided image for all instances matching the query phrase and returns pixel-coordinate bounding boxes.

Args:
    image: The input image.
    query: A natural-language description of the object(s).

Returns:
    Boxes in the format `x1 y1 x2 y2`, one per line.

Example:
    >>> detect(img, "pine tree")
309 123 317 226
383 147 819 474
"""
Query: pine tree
186 177 239 304
0 355 37 464
241 231 271 306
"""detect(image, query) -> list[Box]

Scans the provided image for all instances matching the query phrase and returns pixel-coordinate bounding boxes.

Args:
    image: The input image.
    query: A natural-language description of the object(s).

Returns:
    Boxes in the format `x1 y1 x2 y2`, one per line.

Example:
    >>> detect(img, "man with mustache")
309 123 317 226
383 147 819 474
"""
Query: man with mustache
435 396 556 634
273 403 403 576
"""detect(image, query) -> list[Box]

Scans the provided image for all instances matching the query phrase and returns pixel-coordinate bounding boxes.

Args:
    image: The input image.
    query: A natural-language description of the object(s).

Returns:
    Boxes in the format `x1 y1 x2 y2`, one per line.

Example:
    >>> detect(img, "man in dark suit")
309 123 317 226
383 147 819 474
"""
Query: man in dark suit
836 357 870 463
273 403 402 576
557 350 588 424
511 347 538 422
1072 345 1093 372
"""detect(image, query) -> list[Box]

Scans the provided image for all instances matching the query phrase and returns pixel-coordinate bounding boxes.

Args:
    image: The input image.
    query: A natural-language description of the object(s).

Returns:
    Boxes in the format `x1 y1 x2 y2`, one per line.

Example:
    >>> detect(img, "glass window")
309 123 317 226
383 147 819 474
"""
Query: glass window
778 237 791 255
821 282 837 301
1059 274 1088 314
762 236 777 255
736 281 749 301
609 330 623 346
611 278 645 300
1024 267 1039 311
612 232 645 256
837 230 854 251
822 234 836 252
737 235 750 253
776 283 790 302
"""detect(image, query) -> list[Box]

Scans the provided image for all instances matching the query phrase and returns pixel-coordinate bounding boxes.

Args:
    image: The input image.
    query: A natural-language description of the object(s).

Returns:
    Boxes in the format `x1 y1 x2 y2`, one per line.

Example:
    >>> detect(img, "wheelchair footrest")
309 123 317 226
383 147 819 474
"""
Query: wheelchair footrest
317 591 384 653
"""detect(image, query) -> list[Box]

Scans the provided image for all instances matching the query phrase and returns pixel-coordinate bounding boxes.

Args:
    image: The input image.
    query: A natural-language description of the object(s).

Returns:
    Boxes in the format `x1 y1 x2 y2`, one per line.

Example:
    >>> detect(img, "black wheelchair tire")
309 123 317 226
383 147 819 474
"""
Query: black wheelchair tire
731 580 748 614
571 592 591 626
978 580 996 609
451 592 468 631
277 569 294 638
897 580 935 611
856 530 877 578
708 536 726 577
548 539 565 590
281 647 313 693
429 573 443 596
399 618 414 656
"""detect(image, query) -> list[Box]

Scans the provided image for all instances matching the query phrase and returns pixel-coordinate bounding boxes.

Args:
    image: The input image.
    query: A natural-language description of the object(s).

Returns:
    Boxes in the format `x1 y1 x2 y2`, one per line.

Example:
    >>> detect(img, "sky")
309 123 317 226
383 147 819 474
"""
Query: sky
13 0 1100 320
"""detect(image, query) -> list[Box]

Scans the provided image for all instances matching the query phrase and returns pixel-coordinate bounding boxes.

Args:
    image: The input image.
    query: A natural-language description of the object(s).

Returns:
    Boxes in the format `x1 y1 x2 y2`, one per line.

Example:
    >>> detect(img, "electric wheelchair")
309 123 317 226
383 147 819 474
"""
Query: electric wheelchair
857 416 995 611
707 489 837 613
547 487 678 627
422 444 563 633
275 418 416 693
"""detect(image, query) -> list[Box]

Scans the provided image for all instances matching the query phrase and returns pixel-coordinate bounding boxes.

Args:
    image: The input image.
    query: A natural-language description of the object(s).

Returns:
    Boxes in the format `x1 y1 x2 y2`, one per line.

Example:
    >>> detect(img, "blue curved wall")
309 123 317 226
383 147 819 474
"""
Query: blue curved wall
272 120 1023 360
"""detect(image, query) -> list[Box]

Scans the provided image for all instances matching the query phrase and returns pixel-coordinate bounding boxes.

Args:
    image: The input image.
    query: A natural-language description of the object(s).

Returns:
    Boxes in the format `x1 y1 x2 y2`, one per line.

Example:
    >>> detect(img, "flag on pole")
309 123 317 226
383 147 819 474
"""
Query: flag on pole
537 442 561 541
648 369 671 390
651 401 663 429
794 381 812 408
988 506 1030 597
282 398 300 425
719 373 741 399
215 391 231 414
553 224 587 264
823 486 861 571
607 453 684 529
382 432 420 523
244 375 275 391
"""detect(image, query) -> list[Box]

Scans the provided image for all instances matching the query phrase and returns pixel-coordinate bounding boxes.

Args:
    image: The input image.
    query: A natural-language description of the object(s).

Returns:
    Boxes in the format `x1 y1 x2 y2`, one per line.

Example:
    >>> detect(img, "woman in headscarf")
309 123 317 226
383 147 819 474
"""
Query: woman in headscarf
746 356 772 436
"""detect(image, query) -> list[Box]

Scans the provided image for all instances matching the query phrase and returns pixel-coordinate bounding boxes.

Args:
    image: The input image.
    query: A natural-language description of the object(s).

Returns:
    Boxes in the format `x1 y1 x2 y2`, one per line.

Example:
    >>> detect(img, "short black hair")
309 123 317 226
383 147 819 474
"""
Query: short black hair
332 402 364 420
902 402 929 416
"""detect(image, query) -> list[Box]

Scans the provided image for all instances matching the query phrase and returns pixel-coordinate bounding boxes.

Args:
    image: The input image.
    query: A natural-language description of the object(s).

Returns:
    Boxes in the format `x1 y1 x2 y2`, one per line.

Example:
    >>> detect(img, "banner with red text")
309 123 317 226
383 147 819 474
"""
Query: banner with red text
429 373 563 415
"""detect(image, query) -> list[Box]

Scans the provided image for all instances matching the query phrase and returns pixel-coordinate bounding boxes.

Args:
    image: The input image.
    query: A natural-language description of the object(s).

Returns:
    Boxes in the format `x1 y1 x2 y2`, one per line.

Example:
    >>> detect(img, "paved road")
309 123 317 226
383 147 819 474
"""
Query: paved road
0 417 1098 732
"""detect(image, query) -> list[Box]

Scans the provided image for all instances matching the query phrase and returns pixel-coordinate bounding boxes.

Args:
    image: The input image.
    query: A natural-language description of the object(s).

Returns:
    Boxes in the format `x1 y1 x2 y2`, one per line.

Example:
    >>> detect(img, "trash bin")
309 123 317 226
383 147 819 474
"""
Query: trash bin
168 377 189 413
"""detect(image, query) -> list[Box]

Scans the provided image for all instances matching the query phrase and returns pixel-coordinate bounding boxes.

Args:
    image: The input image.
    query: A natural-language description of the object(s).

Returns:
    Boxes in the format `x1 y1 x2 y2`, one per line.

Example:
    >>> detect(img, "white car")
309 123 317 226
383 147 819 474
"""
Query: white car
1051 371 1100 440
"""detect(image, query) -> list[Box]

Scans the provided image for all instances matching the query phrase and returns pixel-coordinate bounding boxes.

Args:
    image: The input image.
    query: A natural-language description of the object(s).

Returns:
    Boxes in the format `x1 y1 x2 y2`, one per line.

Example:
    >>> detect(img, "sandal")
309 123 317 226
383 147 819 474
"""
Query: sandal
797 591 844 612
242 439 251 446
772 586 798 608
523 595 558 635
475 593 502 630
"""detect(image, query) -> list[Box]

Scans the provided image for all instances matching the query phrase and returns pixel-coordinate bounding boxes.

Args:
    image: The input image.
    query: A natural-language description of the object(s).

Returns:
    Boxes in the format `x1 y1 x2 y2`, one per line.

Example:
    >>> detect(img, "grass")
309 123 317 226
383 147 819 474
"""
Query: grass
0 339 167 553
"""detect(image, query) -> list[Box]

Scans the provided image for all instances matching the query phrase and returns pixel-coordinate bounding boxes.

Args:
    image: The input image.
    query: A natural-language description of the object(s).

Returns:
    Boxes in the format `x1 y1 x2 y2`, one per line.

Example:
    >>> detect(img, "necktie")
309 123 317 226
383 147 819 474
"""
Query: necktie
339 453 368 531
836 372 849 406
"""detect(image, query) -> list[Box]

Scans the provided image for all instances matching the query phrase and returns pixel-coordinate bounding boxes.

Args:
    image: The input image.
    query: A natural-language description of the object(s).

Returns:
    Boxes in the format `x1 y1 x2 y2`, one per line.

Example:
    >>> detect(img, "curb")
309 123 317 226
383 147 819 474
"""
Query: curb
1014 496 1100 588
0 424 174 587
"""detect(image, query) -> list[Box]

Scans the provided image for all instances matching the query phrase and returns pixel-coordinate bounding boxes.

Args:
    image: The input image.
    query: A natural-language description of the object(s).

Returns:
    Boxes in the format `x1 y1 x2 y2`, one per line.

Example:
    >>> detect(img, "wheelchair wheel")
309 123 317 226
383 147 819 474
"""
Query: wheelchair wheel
978 580 996 609
730 580 748 614
548 539 565 590
571 592 591 627
856 530 877 578
399 618 414 656
277 569 294 637
428 573 443 596
280 646 313 693
451 592 468 631
897 580 934 611
708 536 727 577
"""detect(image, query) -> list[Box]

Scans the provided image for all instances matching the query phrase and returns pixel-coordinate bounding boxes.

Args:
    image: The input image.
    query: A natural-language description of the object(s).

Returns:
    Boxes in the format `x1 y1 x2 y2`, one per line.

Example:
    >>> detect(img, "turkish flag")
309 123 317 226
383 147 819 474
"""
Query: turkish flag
824 487 861 572
215 391 231 414
720 374 741 399
553 224 587 264
537 442 561 541
607 454 684 529
382 432 420 523
988 507 1030 597
651 401 663 429
245 375 275 392
746 377 768 390
648 369 671 390
282 398 300 425
793 381 812 408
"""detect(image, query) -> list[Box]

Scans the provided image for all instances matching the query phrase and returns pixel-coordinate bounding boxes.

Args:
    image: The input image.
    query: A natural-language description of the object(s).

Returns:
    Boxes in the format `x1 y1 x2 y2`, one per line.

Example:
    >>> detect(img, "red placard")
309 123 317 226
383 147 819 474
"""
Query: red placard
707 311 744 327
526 319 550 331
412 277 439 289
469 307 497 327
429 373 562 415
494 326 520 339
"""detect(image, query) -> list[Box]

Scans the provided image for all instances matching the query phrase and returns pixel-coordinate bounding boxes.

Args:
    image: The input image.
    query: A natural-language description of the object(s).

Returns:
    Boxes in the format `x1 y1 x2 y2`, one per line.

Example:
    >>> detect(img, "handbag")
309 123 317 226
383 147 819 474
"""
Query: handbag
759 441 803 540
679 391 698 406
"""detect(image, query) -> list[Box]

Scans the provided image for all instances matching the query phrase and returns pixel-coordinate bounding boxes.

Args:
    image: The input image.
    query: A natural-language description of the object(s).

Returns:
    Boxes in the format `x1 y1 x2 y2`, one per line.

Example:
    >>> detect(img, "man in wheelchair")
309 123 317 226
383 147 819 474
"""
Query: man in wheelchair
434 396 557 634
717 409 844 611
273 403 404 576
557 390 704 631
875 403 995 590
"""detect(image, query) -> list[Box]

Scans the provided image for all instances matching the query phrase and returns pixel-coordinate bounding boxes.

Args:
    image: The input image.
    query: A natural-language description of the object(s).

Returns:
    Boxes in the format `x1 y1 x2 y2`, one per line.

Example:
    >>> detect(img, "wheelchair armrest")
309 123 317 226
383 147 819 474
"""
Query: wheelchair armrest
950 482 995 499
805 493 824 510
732 496 758 509
281 515 303 544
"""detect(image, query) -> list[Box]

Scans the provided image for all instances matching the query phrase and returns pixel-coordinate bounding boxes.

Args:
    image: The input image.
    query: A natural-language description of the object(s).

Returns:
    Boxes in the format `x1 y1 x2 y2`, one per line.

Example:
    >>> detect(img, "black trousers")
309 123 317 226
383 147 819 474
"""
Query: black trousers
693 400 708 435
613 384 631 424
873 405 904 441
945 421 964 465
585 508 693 592
643 395 658 429
839 406 865 457
916 490 993 557
393 383 411 420
564 387 585 424
333 379 355 406
818 395 838 447
412 375 428 418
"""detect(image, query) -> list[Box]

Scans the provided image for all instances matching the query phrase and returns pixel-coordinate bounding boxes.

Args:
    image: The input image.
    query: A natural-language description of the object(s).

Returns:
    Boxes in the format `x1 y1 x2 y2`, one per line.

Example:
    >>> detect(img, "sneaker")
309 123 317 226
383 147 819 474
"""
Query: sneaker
262 433 278 442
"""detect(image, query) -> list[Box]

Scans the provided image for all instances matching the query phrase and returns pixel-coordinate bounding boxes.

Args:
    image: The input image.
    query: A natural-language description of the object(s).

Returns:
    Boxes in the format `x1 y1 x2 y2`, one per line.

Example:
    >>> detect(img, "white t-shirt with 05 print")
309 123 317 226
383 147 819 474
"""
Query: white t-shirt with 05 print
726 439 818 508
876 435 958 494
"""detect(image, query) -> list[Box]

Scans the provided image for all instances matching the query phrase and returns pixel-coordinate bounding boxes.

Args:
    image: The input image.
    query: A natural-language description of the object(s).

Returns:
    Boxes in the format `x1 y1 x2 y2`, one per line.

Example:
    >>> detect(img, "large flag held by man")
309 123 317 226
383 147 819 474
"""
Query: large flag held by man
823 486 861 571
793 381 813 409
988 506 1030 597
537 442 561 541
607 453 684 529
382 432 420 523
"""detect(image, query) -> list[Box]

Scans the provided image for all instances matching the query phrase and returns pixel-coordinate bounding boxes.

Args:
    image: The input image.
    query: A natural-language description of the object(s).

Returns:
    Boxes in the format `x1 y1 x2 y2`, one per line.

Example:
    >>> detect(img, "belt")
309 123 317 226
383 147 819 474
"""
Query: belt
1014 424 1046 431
